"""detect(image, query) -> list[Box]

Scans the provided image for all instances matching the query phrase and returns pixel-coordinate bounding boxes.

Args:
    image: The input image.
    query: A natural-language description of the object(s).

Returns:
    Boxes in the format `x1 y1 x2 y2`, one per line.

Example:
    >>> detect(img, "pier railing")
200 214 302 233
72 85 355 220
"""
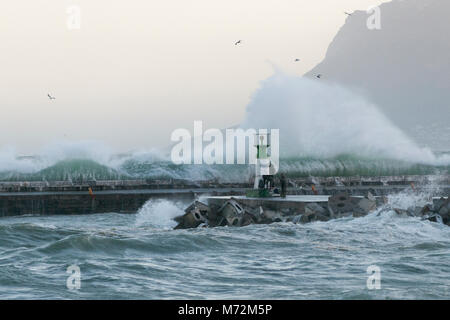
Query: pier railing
0 175 448 193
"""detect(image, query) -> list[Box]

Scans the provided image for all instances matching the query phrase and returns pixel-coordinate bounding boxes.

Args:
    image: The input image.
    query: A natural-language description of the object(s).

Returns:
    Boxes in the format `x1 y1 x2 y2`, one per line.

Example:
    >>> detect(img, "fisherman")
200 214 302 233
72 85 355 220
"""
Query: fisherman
280 173 287 198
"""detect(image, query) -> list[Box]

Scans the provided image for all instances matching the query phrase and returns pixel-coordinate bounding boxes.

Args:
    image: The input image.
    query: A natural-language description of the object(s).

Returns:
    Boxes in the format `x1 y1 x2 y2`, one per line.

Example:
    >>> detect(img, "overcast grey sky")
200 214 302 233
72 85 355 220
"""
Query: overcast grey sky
0 0 390 153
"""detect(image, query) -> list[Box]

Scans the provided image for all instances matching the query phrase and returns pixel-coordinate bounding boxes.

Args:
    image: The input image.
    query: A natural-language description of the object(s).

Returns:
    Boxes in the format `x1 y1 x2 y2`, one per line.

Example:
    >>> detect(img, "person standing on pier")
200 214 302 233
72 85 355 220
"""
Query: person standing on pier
280 174 287 198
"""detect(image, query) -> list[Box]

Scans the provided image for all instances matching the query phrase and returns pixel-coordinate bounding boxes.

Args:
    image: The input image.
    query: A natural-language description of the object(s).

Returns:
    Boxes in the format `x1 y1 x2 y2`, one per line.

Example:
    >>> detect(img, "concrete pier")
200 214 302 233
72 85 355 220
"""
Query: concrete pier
207 195 331 212
0 174 448 218
0 188 246 217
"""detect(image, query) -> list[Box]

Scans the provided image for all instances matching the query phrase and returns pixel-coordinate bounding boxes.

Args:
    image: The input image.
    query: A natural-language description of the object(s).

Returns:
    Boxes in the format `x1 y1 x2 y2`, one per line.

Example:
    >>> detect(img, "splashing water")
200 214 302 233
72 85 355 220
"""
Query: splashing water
135 199 184 229
0 73 448 182
241 72 450 165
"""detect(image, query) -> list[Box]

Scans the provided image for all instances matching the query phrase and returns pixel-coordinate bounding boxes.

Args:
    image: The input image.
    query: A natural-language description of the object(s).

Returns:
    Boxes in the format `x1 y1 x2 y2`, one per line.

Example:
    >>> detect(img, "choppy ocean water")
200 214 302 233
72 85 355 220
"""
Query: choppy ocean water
0 195 449 300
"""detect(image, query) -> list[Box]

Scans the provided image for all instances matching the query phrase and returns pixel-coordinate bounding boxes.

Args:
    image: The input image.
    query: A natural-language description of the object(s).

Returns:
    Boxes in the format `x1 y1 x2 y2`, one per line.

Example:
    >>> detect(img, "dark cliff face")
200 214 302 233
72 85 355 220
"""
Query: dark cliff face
306 0 450 150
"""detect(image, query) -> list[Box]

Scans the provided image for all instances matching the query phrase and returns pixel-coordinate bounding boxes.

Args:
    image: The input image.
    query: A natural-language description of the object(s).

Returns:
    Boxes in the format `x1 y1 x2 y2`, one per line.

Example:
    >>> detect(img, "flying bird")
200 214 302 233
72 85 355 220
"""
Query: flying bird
295 58 300 62
47 93 56 100
344 12 352 16
235 40 242 45
316 74 322 79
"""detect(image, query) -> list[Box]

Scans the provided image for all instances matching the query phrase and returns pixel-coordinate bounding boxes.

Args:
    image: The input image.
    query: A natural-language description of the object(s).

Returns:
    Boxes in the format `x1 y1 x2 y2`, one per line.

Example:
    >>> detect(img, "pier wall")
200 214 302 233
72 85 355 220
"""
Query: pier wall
0 175 448 217
0 189 247 217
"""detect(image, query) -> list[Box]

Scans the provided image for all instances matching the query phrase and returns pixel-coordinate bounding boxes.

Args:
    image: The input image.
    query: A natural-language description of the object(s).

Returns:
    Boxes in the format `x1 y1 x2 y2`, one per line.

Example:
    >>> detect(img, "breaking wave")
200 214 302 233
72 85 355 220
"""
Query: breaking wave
135 199 184 229
241 72 450 166
0 72 449 182
0 149 450 182
0 148 448 182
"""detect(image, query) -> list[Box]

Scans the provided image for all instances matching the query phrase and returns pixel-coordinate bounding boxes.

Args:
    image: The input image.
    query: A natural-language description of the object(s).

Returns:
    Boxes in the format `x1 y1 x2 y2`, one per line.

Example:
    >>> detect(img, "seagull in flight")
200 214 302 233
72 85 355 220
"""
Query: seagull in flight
294 58 300 62
47 93 56 100
344 12 352 16
316 74 322 79
235 40 242 45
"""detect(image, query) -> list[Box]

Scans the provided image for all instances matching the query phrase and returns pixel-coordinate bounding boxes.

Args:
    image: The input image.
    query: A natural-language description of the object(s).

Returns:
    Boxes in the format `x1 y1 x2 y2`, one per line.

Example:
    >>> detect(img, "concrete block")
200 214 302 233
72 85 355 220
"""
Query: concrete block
219 199 245 227
422 214 443 224
328 192 354 216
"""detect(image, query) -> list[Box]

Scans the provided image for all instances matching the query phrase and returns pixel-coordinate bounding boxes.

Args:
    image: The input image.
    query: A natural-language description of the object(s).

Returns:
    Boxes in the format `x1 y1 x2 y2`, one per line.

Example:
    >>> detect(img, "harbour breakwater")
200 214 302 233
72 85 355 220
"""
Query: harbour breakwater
174 194 450 229
0 175 448 218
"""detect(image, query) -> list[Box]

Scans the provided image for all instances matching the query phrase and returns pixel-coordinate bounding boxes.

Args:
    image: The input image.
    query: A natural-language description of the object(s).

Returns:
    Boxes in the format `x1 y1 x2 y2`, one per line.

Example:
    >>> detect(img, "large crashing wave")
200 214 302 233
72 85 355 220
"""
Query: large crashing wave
0 148 448 182
0 73 449 181
241 72 450 165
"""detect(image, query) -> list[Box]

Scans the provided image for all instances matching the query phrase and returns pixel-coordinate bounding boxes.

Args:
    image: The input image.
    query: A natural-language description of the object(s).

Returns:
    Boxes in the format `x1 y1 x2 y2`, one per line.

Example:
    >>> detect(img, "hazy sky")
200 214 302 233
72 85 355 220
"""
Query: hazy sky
0 0 390 154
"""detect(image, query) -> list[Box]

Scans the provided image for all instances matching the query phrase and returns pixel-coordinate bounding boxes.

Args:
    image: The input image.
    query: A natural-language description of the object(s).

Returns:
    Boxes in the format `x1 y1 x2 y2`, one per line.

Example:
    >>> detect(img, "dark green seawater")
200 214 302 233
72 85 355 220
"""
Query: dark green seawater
0 193 449 300
0 154 448 182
